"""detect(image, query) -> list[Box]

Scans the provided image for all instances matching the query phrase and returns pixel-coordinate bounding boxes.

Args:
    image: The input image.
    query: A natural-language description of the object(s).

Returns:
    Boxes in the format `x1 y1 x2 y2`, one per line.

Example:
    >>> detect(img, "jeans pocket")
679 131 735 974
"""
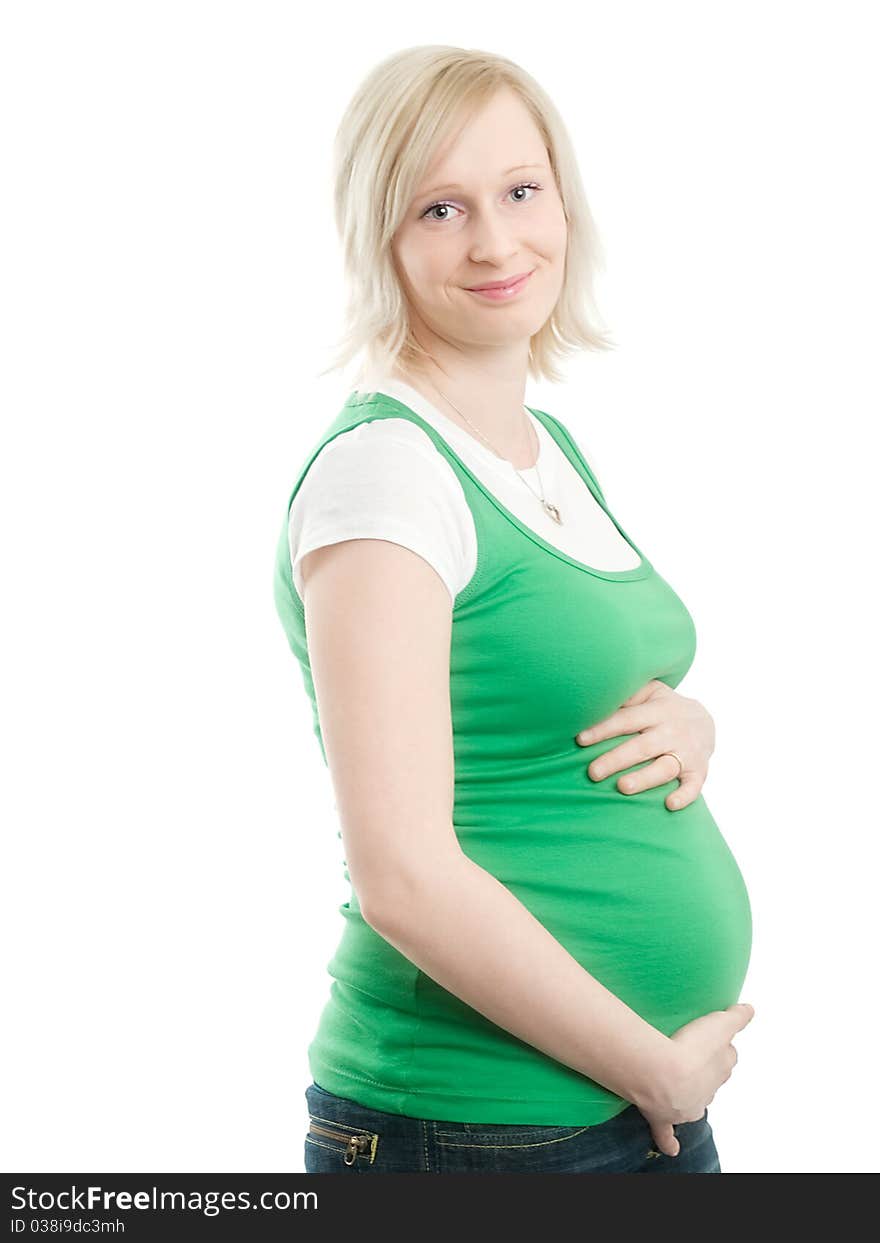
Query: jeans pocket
304 1083 382 1169
434 1122 589 1151
306 1115 380 1167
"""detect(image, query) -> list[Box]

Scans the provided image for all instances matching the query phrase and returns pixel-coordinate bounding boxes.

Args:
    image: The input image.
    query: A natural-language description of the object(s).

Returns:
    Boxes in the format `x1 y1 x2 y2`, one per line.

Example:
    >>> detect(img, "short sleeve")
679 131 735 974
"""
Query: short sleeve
288 417 477 605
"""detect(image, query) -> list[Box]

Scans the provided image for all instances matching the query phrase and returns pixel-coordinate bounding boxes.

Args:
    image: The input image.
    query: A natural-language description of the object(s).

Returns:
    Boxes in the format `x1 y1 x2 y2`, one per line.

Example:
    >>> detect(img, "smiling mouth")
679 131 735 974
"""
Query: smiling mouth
466 269 534 292
464 270 535 301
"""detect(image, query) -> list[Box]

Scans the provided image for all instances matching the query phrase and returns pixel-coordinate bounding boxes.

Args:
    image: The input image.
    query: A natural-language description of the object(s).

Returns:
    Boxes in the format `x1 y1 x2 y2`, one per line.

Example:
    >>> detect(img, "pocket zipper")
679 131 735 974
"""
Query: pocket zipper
308 1121 378 1166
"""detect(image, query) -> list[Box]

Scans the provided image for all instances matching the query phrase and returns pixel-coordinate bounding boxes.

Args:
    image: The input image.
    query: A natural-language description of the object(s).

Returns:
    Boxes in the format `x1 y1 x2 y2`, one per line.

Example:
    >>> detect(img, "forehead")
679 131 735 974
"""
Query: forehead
415 90 548 195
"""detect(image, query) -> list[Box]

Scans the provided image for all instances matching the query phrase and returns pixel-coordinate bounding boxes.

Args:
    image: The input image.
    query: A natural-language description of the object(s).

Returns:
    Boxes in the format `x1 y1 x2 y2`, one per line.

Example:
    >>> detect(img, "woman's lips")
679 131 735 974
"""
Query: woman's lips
465 270 534 301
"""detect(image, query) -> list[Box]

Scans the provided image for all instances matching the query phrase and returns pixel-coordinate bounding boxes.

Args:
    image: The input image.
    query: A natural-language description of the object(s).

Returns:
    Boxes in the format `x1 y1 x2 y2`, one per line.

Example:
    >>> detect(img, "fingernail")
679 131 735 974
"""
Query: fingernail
577 729 592 744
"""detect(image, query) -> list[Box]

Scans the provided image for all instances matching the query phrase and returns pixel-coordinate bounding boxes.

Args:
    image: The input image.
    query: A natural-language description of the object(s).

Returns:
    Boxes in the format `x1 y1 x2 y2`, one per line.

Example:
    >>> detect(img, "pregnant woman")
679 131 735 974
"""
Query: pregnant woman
273 45 754 1174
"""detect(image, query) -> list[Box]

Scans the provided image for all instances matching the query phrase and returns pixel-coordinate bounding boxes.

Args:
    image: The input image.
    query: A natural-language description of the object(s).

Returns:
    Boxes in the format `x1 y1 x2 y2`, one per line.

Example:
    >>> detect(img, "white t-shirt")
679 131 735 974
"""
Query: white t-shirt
287 376 642 605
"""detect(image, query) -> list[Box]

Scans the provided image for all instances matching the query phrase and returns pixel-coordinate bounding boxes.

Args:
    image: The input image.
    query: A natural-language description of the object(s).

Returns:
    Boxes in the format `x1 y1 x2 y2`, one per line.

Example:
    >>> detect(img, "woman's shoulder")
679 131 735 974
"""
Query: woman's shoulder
287 413 477 604
298 414 468 493
319 412 450 463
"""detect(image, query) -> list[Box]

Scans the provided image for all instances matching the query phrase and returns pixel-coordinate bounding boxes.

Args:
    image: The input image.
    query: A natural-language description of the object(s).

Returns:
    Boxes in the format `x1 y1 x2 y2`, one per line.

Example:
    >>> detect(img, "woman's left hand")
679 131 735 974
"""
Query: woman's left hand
575 680 715 811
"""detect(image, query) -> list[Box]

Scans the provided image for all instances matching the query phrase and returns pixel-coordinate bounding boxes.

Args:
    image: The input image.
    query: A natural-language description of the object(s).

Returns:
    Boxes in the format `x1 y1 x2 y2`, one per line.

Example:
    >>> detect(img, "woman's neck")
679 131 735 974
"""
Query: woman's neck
390 365 538 470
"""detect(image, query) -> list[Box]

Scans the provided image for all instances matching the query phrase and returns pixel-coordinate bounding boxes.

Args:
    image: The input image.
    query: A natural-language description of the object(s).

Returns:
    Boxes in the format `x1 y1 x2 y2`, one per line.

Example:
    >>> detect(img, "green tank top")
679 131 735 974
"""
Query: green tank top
273 390 753 1125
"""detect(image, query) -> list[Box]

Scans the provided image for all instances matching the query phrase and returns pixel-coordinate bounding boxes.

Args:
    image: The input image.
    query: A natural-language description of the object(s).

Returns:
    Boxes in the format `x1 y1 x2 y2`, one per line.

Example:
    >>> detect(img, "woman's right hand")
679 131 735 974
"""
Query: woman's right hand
637 1002 756 1157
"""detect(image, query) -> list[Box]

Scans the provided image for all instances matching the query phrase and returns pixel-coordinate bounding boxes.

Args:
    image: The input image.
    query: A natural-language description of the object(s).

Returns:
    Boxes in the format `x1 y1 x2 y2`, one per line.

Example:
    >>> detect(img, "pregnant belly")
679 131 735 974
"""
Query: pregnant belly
456 775 753 1035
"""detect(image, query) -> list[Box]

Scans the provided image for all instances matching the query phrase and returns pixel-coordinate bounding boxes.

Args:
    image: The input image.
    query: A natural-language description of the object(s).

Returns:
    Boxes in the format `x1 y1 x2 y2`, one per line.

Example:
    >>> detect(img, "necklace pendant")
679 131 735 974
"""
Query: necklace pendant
542 500 563 525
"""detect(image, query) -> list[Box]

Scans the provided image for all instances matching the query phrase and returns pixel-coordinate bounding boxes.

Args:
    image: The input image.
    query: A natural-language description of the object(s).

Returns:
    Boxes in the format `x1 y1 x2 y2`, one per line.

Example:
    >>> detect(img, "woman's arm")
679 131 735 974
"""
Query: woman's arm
300 536 675 1112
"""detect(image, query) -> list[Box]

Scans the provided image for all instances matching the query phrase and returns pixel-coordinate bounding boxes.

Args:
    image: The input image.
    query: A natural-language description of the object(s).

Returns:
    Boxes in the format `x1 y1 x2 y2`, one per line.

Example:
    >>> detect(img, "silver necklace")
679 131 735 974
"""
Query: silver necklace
425 377 564 525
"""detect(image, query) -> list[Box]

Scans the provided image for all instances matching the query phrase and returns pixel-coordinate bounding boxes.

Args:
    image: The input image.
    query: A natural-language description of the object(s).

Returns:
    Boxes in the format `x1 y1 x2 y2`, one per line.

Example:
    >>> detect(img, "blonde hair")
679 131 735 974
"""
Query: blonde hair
319 45 615 387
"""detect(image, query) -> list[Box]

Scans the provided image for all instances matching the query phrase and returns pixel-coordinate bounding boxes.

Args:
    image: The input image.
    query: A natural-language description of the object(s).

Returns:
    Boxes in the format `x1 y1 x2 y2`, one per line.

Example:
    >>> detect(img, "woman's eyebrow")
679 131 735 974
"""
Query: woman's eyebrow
418 162 547 198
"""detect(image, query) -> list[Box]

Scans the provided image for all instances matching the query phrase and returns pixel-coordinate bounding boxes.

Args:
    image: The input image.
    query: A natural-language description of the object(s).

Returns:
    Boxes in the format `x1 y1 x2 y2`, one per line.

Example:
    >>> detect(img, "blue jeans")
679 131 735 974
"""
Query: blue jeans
304 1081 722 1173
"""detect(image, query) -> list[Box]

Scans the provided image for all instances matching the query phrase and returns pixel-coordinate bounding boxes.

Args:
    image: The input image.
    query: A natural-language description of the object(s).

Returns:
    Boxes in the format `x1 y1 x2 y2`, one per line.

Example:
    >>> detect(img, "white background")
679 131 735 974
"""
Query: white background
3 0 877 1175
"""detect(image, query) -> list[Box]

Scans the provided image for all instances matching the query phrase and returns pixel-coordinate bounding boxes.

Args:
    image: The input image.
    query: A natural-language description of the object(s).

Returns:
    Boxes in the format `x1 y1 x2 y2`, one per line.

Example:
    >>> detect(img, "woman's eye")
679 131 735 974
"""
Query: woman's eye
421 182 542 222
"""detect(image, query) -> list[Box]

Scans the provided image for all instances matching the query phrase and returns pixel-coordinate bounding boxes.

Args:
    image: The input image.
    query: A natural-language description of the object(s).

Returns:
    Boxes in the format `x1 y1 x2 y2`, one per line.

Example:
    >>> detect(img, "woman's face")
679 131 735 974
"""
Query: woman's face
392 88 568 354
